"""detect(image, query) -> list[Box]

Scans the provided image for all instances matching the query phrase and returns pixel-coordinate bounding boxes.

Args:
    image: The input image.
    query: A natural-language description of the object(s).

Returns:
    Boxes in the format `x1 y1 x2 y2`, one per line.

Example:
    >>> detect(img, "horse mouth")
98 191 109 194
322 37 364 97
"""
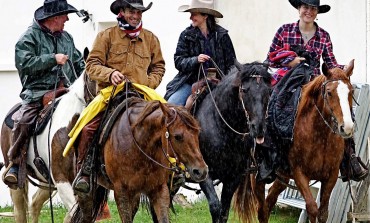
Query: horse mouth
255 137 264 144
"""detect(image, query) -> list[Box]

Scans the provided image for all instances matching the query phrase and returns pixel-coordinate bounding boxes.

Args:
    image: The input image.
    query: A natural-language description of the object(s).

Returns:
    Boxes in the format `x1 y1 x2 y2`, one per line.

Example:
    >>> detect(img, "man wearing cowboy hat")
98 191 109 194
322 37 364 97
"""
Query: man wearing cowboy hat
72 0 165 194
3 0 85 189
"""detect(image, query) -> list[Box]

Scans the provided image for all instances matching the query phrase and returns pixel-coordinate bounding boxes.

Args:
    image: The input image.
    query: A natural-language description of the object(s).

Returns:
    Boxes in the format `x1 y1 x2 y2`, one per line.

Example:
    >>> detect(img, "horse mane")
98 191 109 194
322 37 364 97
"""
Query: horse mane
131 100 200 131
300 67 350 107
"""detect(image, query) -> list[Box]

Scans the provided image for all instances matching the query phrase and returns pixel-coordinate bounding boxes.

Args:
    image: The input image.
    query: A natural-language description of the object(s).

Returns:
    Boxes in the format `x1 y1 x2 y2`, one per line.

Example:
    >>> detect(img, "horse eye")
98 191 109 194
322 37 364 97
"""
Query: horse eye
327 91 332 96
174 134 183 142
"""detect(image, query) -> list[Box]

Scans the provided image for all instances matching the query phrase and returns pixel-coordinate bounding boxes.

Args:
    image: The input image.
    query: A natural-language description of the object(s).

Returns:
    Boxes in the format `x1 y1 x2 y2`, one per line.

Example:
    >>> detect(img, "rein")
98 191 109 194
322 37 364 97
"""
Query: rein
124 86 184 173
198 62 252 137
314 79 350 135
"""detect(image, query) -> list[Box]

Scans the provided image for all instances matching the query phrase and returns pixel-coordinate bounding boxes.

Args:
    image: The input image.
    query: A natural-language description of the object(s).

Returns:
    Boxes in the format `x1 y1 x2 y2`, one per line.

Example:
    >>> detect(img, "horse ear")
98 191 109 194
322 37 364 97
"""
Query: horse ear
344 59 354 77
159 102 173 120
83 47 90 62
234 58 243 71
322 63 329 77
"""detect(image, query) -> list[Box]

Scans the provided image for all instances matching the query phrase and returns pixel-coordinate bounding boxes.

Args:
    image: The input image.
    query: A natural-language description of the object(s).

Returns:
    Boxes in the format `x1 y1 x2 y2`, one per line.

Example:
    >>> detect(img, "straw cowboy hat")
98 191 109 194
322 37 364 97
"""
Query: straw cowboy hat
34 0 78 21
289 0 330 14
178 0 223 18
110 0 153 15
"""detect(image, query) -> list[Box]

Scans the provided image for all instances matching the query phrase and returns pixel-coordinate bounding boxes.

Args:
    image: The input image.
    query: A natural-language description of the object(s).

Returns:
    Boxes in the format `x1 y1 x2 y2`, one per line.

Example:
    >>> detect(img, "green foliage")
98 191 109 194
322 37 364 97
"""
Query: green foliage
0 200 300 223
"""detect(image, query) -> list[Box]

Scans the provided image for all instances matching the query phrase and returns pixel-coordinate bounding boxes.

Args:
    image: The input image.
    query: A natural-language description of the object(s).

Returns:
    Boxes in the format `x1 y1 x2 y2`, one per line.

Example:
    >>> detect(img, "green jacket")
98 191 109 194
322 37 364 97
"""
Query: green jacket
15 20 85 103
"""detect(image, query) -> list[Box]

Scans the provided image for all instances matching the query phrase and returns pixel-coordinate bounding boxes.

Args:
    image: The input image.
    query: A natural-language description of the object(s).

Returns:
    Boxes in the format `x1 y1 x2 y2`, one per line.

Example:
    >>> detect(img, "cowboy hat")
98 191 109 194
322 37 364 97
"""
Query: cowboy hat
34 0 78 21
178 0 223 18
289 0 330 14
110 0 153 15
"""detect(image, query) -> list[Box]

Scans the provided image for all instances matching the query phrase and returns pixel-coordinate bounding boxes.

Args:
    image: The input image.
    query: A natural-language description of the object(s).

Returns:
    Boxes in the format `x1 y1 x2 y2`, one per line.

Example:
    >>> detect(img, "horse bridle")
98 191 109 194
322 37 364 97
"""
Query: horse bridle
314 79 350 135
199 63 265 138
125 97 185 174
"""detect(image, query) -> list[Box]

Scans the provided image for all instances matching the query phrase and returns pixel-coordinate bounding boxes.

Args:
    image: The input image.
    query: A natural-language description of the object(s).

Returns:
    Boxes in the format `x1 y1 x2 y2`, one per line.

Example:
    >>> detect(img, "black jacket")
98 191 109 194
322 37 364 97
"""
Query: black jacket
164 24 236 100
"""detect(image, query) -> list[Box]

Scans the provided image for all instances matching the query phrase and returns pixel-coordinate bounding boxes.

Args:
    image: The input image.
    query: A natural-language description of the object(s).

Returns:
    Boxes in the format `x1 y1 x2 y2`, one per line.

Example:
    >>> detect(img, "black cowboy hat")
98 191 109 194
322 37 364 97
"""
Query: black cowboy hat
34 0 78 21
110 0 153 15
289 0 330 14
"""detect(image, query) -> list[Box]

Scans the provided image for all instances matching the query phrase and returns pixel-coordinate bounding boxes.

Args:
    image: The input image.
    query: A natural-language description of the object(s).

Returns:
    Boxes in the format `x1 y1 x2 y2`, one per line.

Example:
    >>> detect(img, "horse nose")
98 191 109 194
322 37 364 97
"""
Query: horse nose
190 165 208 182
339 123 353 137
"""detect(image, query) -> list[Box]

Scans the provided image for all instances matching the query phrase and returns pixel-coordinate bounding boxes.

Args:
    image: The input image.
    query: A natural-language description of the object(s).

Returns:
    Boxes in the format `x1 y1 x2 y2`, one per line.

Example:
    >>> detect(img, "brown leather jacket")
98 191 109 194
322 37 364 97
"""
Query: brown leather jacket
86 25 165 92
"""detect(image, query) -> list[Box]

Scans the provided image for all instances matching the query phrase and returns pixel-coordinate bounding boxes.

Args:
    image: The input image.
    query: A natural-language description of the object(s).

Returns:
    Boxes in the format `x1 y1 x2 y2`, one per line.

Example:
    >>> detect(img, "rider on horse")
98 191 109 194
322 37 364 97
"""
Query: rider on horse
3 0 85 189
69 0 165 194
257 0 368 183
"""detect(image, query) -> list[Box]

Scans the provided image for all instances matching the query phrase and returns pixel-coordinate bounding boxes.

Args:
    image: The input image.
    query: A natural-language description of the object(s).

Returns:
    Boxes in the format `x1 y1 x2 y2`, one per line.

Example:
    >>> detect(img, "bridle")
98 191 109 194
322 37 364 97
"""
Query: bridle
314 79 353 135
125 96 185 174
199 62 265 138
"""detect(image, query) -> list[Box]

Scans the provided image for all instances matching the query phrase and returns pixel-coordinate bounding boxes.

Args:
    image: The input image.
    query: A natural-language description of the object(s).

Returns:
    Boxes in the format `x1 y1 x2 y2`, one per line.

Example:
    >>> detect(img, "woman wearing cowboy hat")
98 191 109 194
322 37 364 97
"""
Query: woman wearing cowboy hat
3 0 85 189
72 0 165 194
164 0 236 105
258 0 368 183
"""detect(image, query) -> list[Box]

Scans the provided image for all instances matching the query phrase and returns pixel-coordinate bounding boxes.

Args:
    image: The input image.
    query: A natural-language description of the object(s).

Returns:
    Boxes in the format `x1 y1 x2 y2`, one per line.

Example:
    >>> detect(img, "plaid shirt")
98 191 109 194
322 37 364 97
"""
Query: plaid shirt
267 21 344 75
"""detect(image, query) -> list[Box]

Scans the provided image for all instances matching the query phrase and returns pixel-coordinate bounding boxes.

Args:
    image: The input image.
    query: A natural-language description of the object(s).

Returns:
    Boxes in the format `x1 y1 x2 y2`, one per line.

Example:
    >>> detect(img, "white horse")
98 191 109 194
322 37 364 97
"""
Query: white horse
1 70 96 223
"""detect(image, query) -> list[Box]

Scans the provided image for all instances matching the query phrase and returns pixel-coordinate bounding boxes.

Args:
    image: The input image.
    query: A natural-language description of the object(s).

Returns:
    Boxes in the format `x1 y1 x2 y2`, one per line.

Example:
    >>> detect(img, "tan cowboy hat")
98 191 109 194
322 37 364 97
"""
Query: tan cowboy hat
178 0 223 18
289 0 330 14
34 0 78 21
110 0 153 15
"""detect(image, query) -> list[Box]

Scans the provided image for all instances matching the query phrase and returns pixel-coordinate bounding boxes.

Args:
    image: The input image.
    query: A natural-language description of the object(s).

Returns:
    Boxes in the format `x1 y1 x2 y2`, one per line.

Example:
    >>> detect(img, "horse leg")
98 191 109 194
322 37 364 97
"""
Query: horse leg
54 182 78 223
199 177 221 223
30 188 49 223
254 180 268 223
114 187 135 222
293 172 318 223
265 177 288 218
149 184 170 223
317 178 337 223
10 183 28 223
218 179 241 223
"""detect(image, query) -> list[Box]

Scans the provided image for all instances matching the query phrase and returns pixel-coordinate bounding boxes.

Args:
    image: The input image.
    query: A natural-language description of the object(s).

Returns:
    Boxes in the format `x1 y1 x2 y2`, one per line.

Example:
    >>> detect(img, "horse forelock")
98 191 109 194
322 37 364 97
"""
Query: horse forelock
170 105 200 131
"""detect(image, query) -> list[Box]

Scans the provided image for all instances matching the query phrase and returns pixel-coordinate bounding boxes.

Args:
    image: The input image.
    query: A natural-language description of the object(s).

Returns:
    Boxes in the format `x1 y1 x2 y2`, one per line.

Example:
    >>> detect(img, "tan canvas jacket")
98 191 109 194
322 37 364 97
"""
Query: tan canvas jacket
86 25 165 92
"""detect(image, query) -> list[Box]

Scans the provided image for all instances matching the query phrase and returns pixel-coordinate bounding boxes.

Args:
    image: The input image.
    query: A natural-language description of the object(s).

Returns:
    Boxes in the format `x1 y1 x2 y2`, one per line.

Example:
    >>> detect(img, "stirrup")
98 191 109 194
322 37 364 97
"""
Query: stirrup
2 162 18 189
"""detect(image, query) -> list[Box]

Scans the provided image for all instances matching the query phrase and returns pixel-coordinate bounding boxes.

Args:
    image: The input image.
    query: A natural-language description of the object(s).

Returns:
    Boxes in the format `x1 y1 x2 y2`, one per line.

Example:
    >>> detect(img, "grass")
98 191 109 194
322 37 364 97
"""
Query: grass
0 200 301 223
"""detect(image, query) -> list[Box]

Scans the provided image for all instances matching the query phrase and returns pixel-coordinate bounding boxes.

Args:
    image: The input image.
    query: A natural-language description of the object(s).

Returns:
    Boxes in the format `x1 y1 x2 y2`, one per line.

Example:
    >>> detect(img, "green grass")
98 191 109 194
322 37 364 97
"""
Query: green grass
0 200 300 223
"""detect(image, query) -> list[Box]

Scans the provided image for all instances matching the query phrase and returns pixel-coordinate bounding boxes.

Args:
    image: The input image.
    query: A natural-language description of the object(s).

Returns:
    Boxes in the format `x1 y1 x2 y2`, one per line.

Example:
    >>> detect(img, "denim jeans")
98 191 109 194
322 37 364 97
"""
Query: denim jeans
167 83 192 106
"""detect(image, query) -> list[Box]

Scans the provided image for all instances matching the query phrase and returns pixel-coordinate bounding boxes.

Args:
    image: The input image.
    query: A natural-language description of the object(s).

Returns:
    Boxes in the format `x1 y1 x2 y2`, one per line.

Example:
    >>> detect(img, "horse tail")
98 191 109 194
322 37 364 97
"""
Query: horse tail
70 185 109 223
233 174 258 223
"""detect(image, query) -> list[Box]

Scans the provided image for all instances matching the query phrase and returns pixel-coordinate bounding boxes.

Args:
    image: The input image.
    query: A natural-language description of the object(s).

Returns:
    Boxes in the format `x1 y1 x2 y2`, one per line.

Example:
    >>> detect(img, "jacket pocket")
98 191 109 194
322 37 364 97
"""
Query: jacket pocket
134 47 151 68
109 45 128 65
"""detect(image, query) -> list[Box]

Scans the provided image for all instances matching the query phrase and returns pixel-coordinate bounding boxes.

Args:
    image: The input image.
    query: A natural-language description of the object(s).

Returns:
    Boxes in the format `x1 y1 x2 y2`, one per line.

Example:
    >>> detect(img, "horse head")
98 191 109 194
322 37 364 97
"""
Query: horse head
234 61 272 143
159 102 208 182
320 59 354 138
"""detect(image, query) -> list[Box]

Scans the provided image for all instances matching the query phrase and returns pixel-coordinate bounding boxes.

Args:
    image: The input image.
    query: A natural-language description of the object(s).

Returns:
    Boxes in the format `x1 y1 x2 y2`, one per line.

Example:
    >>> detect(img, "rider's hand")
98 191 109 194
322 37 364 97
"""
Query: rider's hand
110 71 126 86
55 54 69 65
286 56 305 68
198 54 210 63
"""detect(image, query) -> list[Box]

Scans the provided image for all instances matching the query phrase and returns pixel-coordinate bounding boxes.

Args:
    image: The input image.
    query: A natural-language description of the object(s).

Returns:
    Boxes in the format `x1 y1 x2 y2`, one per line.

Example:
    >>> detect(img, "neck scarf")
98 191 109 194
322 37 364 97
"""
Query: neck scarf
117 13 142 38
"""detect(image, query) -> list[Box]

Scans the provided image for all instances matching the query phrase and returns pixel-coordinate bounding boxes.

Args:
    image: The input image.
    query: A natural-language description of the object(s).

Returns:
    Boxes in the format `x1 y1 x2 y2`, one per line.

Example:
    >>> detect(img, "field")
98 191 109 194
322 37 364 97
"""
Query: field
0 199 301 223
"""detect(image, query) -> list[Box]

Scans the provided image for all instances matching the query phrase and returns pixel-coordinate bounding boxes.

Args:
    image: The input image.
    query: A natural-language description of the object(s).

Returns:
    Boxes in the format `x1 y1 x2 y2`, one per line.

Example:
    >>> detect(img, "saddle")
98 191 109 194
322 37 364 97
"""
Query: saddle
185 68 220 112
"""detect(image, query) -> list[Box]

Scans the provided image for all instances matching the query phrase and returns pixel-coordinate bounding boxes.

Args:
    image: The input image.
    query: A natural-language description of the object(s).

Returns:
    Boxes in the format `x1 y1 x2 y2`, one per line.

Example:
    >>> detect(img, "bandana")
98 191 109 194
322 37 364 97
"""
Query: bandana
117 13 142 38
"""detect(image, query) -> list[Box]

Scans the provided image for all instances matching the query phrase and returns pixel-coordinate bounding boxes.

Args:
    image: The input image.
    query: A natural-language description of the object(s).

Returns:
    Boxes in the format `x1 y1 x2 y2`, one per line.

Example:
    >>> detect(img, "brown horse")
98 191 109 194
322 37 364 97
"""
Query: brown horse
254 60 355 223
71 97 208 223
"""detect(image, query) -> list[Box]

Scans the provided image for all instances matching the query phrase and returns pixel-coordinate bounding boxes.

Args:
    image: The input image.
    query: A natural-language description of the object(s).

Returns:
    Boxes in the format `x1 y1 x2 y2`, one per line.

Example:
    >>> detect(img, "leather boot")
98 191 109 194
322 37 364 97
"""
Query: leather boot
4 123 30 187
340 139 369 182
72 115 101 194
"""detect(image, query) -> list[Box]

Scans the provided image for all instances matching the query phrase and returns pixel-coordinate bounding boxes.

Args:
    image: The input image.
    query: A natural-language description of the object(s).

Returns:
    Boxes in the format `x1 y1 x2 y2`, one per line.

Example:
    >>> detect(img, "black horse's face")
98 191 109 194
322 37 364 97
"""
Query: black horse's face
238 64 271 143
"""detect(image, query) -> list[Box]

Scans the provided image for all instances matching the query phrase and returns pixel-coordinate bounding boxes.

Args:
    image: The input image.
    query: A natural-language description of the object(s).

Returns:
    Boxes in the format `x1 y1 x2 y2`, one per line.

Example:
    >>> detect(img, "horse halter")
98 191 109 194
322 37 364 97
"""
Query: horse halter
315 79 349 135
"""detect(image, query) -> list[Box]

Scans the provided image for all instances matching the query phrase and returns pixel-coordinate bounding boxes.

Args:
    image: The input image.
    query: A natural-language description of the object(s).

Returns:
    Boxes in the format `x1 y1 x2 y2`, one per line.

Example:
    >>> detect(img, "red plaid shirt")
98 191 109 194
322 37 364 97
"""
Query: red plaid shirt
267 21 344 75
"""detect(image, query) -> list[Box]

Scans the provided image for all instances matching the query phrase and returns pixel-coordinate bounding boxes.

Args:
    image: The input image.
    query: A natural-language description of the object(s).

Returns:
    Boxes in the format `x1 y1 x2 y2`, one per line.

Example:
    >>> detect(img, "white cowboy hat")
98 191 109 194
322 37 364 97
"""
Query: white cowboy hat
178 0 223 18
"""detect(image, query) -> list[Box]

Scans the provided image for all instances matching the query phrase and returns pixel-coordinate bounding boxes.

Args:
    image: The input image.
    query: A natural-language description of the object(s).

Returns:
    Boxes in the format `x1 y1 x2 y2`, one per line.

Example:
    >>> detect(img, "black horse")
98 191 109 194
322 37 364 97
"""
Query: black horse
193 61 271 223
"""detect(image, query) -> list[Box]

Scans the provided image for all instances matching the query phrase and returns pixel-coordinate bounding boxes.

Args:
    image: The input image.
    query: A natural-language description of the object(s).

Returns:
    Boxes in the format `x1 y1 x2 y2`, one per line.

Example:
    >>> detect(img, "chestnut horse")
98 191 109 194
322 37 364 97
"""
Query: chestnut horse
0 70 96 223
71 97 208 223
254 60 355 223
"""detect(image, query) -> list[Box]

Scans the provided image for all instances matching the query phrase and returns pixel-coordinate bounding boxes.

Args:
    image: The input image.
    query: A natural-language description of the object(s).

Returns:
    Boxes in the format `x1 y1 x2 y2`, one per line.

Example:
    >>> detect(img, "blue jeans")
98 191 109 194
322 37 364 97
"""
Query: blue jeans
167 84 192 106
